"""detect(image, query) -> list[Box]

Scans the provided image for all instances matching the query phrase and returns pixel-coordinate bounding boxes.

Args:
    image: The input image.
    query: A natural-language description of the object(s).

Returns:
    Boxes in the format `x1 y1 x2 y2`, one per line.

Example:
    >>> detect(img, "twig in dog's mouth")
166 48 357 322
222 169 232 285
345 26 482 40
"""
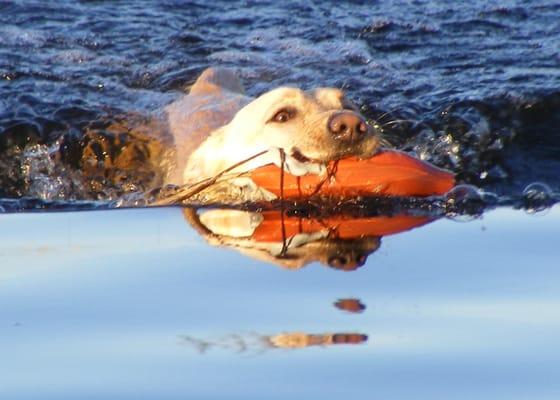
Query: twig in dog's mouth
152 150 268 206
309 160 339 197
152 148 329 207
279 148 289 257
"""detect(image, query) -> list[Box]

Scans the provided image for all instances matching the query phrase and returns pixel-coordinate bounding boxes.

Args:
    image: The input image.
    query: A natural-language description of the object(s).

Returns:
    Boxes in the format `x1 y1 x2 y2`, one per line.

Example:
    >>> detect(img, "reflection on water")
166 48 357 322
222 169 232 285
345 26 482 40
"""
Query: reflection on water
180 297 369 353
184 208 435 269
2 206 560 399
181 331 368 353
175 205 425 353
269 332 368 349
334 298 366 314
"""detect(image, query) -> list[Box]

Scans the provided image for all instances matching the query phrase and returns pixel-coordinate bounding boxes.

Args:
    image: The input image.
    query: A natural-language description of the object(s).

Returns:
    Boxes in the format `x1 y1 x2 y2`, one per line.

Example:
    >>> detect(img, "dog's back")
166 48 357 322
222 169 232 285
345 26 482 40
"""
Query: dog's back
164 68 250 183
60 68 248 197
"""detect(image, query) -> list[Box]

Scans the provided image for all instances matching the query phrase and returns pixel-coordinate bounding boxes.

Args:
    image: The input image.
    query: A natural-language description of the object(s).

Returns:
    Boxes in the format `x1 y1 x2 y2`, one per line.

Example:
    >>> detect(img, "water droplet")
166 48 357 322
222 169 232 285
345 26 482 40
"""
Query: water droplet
445 184 485 219
522 182 553 214
446 184 483 202
481 191 499 206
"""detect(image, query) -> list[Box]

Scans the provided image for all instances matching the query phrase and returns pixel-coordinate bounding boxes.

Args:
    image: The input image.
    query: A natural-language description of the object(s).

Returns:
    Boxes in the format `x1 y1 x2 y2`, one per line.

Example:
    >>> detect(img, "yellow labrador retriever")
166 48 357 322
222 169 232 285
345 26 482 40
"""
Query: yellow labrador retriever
163 67 380 198
75 67 381 202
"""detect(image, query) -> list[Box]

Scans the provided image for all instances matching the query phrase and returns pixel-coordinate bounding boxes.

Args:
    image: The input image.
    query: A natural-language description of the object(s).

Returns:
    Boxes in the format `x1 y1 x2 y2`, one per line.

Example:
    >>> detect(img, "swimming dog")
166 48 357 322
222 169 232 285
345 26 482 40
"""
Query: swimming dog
162 67 381 201
72 67 381 202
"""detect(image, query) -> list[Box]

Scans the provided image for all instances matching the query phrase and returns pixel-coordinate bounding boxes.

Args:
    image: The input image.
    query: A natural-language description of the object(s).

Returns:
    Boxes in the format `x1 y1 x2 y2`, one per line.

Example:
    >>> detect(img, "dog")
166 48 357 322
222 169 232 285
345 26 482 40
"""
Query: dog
71 67 381 202
162 67 381 201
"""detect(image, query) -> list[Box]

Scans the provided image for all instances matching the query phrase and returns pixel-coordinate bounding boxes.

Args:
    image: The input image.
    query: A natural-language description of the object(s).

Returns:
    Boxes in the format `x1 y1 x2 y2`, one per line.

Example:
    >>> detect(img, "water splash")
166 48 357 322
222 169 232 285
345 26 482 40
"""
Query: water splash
20 140 82 201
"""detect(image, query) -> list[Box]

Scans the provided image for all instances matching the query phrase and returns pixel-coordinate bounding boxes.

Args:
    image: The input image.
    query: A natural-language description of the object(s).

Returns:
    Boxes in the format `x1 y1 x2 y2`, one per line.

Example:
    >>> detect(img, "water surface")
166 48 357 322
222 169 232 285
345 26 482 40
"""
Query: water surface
1 206 560 399
1 1 560 398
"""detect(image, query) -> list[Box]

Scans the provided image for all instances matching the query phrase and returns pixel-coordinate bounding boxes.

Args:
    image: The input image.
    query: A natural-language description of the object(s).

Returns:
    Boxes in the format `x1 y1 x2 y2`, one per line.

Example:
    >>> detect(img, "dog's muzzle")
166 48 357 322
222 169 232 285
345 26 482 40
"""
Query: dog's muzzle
328 111 370 143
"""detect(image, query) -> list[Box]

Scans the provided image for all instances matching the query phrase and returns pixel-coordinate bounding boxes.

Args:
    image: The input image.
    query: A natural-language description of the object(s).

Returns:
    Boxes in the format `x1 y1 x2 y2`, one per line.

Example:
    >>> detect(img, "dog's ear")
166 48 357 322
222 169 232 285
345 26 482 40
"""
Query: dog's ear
190 67 245 96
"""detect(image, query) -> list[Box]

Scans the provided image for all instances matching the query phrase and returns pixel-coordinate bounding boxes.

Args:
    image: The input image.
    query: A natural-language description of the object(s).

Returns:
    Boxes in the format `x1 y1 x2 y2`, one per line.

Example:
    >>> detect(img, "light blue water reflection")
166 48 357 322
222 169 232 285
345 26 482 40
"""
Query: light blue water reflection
1 206 559 399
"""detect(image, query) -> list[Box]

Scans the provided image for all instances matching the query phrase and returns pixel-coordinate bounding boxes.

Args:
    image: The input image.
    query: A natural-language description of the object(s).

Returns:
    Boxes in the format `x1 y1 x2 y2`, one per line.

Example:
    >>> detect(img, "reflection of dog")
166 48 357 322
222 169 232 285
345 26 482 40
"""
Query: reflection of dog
165 67 380 188
183 208 436 270
180 332 368 352
183 208 380 270
268 332 368 348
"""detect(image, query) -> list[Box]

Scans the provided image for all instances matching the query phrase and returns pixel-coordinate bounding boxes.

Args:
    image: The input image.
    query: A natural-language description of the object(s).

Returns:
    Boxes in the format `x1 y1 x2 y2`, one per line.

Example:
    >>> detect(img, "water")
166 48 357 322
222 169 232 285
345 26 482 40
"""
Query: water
2 206 560 399
1 0 560 200
1 1 560 398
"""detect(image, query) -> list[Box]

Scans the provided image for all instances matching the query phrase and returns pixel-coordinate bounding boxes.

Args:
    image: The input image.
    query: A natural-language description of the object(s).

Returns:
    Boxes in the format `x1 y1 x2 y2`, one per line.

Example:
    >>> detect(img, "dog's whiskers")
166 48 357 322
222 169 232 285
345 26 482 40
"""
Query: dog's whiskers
365 106 419 130
372 110 393 124
380 118 417 128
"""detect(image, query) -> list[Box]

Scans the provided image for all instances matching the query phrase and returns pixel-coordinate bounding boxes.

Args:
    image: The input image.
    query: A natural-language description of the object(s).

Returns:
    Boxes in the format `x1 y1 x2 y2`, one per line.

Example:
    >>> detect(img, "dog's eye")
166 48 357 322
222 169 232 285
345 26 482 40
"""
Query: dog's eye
270 107 296 123
328 255 348 269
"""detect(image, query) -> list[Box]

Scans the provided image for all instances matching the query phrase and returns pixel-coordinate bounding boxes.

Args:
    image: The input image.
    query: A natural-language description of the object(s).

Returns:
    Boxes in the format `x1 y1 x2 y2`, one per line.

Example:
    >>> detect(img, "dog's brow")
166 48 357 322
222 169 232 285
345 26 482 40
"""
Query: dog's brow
264 100 298 121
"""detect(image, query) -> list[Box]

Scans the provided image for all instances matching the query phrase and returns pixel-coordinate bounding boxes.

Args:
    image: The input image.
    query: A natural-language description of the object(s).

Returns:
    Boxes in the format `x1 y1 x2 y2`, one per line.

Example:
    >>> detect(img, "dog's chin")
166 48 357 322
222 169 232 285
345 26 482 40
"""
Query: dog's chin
284 148 328 176
264 147 326 177
284 156 327 176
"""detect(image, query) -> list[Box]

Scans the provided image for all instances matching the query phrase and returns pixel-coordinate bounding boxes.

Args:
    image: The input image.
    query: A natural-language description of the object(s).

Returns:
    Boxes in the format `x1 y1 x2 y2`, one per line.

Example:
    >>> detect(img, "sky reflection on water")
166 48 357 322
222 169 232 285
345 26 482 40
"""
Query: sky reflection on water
1 206 560 399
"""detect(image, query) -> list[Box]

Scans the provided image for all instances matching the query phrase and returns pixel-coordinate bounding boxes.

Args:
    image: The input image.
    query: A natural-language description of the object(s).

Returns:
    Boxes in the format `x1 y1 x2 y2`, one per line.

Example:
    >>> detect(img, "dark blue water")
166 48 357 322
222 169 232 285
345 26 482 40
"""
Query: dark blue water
1 0 559 202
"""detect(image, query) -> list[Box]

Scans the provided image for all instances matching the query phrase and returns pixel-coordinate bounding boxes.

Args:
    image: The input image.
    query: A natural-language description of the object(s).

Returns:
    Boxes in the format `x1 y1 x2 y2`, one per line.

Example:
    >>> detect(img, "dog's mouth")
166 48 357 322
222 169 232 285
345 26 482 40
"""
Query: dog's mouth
277 147 327 177
291 148 312 163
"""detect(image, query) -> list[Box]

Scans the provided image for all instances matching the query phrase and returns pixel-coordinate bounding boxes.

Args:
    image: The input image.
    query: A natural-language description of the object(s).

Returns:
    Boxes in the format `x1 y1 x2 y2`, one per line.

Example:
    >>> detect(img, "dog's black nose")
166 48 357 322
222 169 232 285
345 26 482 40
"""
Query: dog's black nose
328 111 369 142
327 254 365 271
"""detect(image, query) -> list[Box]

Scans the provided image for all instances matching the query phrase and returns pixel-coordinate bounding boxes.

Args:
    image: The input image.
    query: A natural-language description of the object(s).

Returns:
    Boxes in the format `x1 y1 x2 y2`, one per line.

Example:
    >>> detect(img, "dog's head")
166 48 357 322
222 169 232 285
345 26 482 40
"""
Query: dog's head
229 87 380 174
185 86 381 182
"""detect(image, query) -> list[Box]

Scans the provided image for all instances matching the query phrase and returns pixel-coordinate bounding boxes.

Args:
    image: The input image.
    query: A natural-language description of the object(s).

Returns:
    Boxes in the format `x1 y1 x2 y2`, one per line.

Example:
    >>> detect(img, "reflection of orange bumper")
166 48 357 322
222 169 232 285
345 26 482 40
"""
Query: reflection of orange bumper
250 149 455 198
268 332 368 348
252 212 433 242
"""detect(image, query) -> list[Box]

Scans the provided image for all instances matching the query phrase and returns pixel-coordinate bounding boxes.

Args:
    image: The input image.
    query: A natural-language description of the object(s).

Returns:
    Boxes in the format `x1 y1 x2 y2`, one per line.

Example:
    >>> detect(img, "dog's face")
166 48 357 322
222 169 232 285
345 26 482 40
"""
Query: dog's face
185 86 381 182
273 236 380 270
228 87 380 174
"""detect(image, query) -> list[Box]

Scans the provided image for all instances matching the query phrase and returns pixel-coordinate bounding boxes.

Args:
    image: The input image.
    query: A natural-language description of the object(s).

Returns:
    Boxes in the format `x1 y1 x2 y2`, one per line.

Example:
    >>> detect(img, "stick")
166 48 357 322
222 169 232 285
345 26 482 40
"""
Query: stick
152 150 268 206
